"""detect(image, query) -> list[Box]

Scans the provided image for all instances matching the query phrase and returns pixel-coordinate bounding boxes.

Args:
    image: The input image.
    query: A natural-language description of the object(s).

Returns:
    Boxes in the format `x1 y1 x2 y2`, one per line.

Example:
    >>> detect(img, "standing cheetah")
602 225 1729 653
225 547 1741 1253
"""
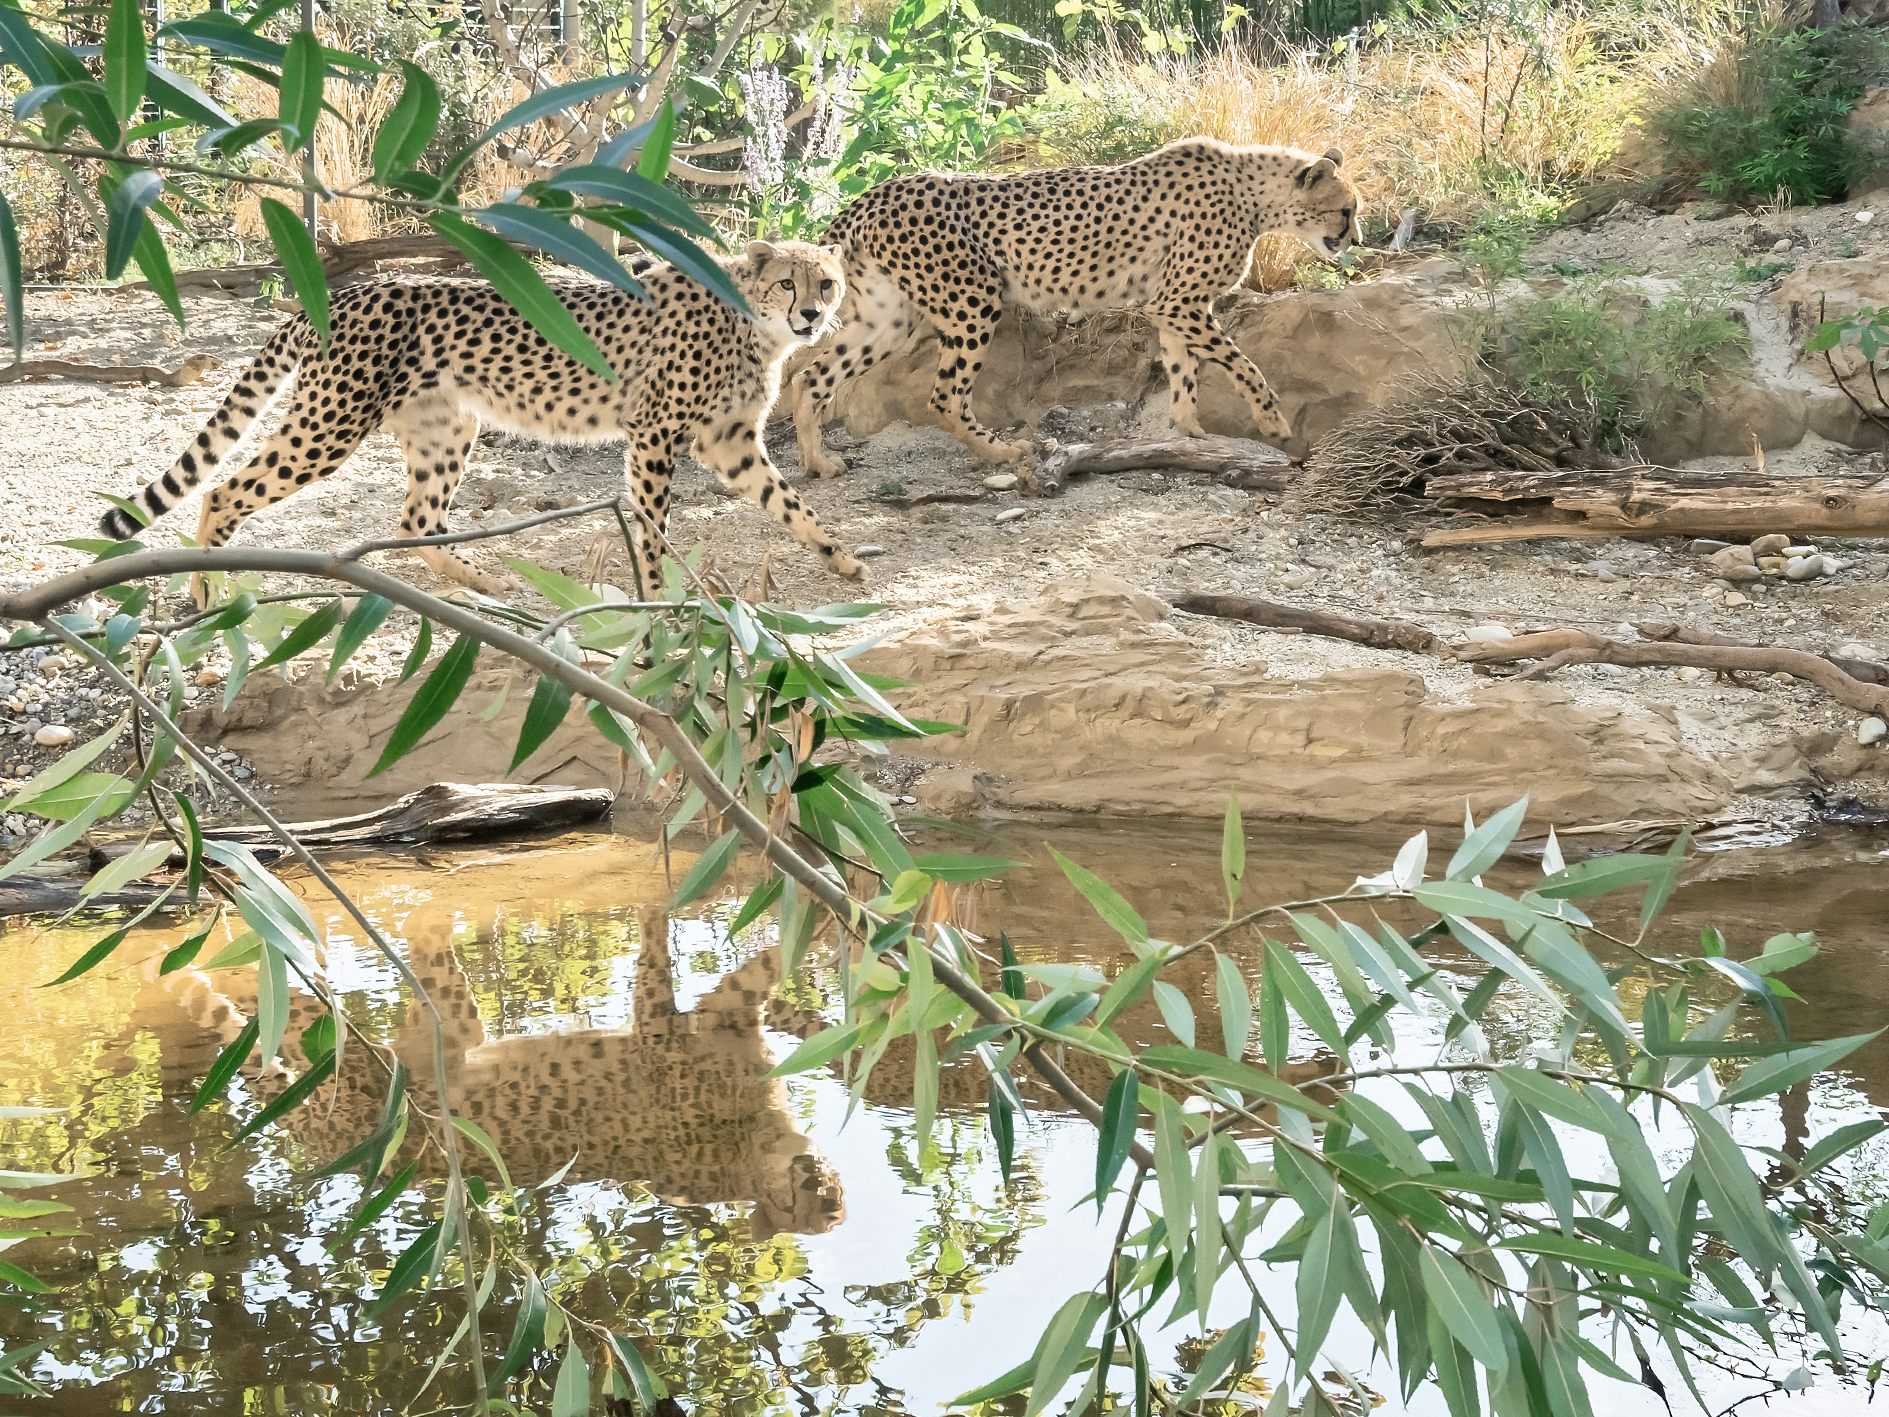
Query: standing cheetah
791 139 1363 476
100 240 864 599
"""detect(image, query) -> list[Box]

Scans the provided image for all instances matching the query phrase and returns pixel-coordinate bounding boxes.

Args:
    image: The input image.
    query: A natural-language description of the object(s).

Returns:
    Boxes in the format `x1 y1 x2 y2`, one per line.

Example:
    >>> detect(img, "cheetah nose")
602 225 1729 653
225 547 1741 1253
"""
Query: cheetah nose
799 307 820 323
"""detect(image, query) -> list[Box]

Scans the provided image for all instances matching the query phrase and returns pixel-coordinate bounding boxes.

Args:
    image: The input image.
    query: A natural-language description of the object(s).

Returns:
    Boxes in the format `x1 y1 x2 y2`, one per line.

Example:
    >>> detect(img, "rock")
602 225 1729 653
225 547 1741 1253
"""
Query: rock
1688 538 1733 554
856 544 887 557
1279 569 1319 590
1784 554 1826 581
1709 545 1756 573
1781 544 1818 557
1463 623 1516 644
33 725 74 748
1749 534 1790 557
36 657 64 678
1674 666 1706 683
994 507 1028 525
1860 717 1888 747
1588 560 1621 583
195 668 224 686
1771 238 1792 254
1818 555 1845 576
1757 556 1788 572
1719 565 1763 583
1837 642 1882 662
982 473 1019 492
1724 592 1750 606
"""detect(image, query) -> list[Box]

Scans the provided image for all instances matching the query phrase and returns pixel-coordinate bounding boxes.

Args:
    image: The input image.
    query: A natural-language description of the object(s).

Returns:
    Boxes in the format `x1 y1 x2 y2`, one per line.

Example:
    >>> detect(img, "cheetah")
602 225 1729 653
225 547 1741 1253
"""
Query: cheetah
791 138 1363 476
99 240 864 601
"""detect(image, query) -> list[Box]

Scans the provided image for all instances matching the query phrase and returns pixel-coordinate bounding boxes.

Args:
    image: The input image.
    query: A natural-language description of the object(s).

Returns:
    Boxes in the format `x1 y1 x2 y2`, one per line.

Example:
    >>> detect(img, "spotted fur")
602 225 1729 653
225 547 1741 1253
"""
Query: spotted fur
792 138 1363 475
101 240 863 597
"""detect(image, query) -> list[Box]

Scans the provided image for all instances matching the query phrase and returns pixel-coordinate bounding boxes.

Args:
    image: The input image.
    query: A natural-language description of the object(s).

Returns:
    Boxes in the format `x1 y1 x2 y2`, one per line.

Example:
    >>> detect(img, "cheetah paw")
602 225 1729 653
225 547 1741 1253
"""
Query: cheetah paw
1252 408 1295 444
802 449 850 479
826 550 868 582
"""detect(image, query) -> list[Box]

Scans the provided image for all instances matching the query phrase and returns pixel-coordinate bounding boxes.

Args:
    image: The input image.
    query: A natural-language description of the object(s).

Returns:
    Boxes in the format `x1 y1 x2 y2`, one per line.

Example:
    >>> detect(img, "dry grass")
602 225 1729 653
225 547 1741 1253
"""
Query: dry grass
1031 3 1741 288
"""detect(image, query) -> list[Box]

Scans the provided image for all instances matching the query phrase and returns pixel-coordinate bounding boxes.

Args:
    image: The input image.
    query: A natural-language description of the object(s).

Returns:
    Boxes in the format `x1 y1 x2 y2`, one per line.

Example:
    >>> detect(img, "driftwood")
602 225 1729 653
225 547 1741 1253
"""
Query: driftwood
1169 593 1447 653
0 875 174 919
1455 630 1889 717
1636 621 1889 687
1033 435 1294 497
201 782 613 849
135 235 480 296
1422 464 1889 547
0 354 220 387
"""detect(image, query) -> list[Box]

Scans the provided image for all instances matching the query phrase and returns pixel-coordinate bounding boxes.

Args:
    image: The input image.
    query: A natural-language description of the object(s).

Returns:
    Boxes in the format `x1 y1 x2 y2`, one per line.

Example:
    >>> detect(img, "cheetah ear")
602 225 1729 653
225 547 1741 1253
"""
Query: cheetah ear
1323 145 1344 167
1295 153 1339 188
745 239 779 264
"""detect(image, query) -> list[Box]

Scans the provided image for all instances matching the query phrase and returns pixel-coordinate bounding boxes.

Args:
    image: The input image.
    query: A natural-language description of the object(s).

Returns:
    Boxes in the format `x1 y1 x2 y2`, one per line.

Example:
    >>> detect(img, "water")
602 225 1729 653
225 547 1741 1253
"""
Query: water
2 820 1886 1413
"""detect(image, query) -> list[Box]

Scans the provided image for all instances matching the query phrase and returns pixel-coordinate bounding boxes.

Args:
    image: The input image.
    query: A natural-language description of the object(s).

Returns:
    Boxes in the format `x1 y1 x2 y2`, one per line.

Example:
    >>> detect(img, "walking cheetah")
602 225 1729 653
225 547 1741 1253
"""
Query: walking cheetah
791 139 1363 476
100 240 864 600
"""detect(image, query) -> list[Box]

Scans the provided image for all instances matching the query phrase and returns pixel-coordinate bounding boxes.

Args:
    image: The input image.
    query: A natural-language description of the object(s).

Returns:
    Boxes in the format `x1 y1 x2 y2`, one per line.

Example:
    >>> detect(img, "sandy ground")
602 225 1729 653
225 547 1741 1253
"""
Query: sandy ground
2 246 1887 828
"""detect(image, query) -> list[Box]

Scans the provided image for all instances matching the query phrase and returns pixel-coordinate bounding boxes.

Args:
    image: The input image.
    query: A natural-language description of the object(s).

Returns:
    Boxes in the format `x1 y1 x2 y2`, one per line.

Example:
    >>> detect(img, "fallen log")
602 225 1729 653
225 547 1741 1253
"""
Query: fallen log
1034 435 1294 497
0 354 220 387
1421 464 1889 547
0 875 175 919
1456 630 1889 717
1169 593 1447 653
1635 621 1889 687
201 781 614 848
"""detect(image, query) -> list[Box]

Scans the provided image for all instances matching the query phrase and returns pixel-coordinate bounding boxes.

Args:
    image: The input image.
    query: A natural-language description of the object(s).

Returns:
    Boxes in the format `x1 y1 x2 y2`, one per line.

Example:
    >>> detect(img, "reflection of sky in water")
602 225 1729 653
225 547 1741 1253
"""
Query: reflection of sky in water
0 823 1885 1413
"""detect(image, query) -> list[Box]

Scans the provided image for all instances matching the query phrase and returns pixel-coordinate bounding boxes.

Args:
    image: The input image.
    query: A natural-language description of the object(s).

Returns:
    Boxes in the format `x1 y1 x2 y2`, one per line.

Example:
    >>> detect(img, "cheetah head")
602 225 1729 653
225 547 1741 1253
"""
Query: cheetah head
1279 147 1362 259
742 239 846 347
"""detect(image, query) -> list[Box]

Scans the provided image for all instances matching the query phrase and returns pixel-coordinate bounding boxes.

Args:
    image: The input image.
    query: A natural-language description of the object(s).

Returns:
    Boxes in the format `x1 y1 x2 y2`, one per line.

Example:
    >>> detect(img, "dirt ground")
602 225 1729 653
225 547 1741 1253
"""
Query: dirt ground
2 209 1888 831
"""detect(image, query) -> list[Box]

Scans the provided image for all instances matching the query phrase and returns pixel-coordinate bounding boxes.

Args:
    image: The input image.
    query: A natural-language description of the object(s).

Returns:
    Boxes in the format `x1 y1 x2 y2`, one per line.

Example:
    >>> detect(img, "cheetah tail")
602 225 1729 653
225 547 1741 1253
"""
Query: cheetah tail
99 315 312 540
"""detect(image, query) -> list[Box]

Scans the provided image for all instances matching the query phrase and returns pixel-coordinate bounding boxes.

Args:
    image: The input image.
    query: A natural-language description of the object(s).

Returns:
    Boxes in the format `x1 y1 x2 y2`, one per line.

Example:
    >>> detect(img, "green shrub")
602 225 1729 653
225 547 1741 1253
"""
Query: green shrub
1644 17 1889 206
1485 272 1750 448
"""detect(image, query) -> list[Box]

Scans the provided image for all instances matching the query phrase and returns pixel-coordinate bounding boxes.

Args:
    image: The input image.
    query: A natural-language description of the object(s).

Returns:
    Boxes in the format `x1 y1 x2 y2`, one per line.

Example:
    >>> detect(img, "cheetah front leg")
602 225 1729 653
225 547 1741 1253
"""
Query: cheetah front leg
587 435 677 597
383 401 512 596
791 269 918 479
1156 326 1208 438
912 269 1031 467
1157 300 1294 445
695 416 864 580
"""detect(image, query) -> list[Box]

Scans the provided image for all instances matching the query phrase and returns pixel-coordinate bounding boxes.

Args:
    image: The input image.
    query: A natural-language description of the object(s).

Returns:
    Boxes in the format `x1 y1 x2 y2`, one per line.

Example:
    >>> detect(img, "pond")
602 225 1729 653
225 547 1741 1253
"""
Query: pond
2 817 1887 1414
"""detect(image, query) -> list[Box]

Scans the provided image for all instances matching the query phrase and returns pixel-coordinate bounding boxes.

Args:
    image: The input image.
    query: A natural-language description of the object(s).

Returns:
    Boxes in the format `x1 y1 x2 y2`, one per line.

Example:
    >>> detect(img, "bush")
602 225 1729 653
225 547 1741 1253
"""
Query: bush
1636 15 1889 206
1485 272 1750 448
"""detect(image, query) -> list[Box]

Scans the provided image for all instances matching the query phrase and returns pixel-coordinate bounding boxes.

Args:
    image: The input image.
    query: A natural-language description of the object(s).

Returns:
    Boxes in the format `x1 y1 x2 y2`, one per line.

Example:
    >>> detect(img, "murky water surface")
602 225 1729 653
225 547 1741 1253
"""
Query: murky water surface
2 819 1886 1414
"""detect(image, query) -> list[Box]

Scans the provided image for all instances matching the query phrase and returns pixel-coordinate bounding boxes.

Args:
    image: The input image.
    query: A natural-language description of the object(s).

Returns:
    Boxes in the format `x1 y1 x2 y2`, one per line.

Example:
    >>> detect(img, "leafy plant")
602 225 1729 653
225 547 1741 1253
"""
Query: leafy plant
1644 16 1889 207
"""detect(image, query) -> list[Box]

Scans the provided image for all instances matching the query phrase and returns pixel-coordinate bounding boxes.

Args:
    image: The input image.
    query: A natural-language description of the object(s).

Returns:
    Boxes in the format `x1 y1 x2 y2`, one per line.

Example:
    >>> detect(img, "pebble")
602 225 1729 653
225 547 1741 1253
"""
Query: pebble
1781 544 1817 558
195 668 224 686
855 544 887 558
994 507 1028 524
1771 237 1792 254
33 725 74 748
1463 622 1516 644
982 473 1019 492
1750 533 1790 557
1688 538 1732 554
1588 560 1620 583
1784 554 1826 581
1674 666 1706 683
1279 570 1319 590
1723 592 1750 606
0 677 14 695
1718 566 1762 583
1709 545 1756 573
1860 717 1888 747
36 658 64 678
1837 642 1882 661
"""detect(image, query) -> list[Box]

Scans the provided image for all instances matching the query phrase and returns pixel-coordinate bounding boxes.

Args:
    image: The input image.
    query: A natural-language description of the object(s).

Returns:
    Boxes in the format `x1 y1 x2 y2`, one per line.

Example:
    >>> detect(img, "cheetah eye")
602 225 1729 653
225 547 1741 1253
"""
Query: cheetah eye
819 278 835 294
777 278 795 291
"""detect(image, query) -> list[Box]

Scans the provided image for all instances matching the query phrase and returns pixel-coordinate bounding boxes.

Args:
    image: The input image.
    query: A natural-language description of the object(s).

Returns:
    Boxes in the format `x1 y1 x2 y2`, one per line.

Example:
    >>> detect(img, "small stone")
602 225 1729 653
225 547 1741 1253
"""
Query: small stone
233 765 253 781
1463 622 1516 644
36 657 64 678
855 543 887 558
1860 717 1888 747
0 677 14 695
1781 544 1817 558
1757 556 1788 572
994 507 1028 525
1280 569 1318 590
982 473 1019 492
1837 642 1881 661
1688 539 1732 554
1749 534 1790 557
1709 545 1756 573
33 725 73 748
1818 555 1845 577
1859 211 1876 225
1588 560 1620 583
1771 237 1792 253
1719 566 1763 583
1674 666 1706 683
1723 591 1750 606
1784 554 1826 581
194 668 224 686
22 719 42 736
217 750 239 763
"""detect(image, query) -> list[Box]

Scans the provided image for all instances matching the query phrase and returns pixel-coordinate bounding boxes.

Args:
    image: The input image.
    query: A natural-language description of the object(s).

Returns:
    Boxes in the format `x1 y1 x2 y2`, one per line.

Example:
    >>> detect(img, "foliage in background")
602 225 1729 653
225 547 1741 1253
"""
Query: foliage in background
1633 14 1889 207
1481 272 1751 450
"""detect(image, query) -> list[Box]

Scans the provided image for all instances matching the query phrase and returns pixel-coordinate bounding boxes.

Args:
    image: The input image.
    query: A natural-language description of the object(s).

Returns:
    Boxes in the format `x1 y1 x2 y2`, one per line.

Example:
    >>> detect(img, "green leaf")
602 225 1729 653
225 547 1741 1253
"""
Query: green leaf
476 71 642 152
670 828 740 908
1153 1097 1191 1268
726 875 783 937
328 594 394 679
44 926 130 986
1221 792 1246 913
476 202 645 295
1024 1290 1105 1417
368 1216 442 1319
1447 797 1529 880
82 839 171 899
0 1259 51 1294
617 213 747 315
636 98 676 180
428 213 613 379
1214 950 1251 1058
510 669 575 771
259 198 330 351
0 190 23 362
277 28 323 149
606 1333 669 1406
1152 979 1195 1046
909 852 1018 881
5 720 125 813
1262 939 1345 1055
372 61 442 179
1296 1185 1350 1372
1795 1118 1886 1177
104 0 147 123
228 1049 335 1144
1141 1044 1340 1120
1495 1234 1688 1283
397 615 433 682
1420 1245 1510 1377
129 216 182 324
542 163 717 240
1046 846 1148 945
768 1021 863 1077
105 169 164 280
1683 1102 1781 1270
369 630 480 777
189 1019 258 1113
1094 1069 1138 1205
143 60 236 127
553 1338 589 1417
1721 1032 1879 1106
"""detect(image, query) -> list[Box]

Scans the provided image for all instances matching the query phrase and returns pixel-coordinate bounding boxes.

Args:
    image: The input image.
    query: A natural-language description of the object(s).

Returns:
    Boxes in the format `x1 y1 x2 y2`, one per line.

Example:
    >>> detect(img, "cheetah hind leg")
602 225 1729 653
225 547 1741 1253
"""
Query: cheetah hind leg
384 402 513 597
1157 326 1209 438
791 270 919 479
